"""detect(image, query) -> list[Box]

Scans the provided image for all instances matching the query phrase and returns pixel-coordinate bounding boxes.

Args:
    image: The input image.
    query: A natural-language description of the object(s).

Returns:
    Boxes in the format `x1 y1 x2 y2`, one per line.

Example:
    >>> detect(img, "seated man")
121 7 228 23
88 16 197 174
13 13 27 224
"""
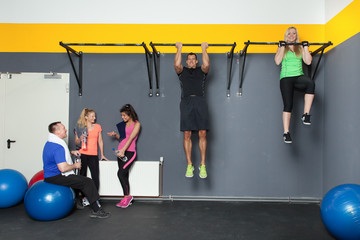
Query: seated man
43 121 110 219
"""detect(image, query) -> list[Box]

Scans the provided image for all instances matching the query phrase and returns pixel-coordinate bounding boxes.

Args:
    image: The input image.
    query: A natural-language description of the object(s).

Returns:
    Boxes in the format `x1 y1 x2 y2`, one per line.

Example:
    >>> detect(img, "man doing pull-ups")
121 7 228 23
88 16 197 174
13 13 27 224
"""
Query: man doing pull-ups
174 42 210 179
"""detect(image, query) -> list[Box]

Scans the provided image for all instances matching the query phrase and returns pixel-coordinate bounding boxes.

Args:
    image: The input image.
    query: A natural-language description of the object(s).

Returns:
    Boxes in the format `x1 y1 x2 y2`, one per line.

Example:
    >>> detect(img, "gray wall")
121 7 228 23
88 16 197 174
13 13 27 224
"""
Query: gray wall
323 32 360 194
0 50 325 199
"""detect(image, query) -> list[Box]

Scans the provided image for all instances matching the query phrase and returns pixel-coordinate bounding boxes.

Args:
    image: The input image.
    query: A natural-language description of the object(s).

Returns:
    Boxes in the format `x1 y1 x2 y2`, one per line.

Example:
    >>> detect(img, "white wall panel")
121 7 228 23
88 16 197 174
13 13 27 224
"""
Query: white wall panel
0 0 326 24
88 161 160 197
325 0 353 22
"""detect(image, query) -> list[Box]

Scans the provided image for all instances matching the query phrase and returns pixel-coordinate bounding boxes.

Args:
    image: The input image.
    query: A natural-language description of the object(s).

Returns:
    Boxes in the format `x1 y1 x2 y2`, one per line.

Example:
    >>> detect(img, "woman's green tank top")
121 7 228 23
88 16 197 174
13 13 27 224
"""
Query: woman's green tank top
280 50 303 79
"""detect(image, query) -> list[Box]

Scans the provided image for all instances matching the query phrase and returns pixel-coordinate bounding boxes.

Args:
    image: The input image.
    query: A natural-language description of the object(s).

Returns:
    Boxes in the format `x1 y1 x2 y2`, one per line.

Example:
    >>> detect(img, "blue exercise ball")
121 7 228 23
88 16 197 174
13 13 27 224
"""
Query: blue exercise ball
0 169 28 208
24 181 75 221
321 184 360 240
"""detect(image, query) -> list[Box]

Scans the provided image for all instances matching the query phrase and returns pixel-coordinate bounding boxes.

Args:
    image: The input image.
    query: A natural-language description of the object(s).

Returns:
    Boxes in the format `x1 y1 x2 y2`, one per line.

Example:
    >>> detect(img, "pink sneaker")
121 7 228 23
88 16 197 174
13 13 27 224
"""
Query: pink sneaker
115 198 126 208
120 195 133 208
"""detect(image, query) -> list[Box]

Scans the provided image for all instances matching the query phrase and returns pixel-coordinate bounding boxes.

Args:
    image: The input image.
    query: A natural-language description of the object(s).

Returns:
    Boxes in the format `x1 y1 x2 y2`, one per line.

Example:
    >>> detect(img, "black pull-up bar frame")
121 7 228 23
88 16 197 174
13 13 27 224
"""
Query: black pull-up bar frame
238 41 333 96
150 42 237 97
59 42 153 96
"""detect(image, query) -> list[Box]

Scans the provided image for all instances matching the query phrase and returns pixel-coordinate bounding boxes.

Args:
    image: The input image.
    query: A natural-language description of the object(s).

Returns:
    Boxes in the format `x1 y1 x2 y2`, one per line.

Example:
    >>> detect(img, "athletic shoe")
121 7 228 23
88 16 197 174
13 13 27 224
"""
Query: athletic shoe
115 198 127 208
283 132 292 144
82 197 90 206
89 208 110 219
199 165 207 179
118 196 133 208
185 165 194 178
301 113 311 125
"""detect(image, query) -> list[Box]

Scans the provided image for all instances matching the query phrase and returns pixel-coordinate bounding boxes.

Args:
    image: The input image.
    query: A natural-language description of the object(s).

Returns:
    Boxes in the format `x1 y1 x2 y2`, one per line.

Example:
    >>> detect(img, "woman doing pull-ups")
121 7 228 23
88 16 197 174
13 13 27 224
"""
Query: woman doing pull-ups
274 26 314 143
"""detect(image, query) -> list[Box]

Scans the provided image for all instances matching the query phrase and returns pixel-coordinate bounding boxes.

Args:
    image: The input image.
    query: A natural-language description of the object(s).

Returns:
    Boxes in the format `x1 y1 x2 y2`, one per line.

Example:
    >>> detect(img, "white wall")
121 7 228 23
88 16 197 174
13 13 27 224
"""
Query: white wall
0 0 326 24
325 0 353 22
0 0 355 24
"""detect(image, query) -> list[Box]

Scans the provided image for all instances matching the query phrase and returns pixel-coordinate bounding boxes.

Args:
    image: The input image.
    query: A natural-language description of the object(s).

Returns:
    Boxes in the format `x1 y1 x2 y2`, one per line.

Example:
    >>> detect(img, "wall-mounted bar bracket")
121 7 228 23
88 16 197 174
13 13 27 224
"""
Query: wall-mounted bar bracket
150 42 236 97
149 43 161 97
60 42 83 96
238 41 333 96
59 42 153 96
309 41 333 80
226 43 236 97
238 43 250 96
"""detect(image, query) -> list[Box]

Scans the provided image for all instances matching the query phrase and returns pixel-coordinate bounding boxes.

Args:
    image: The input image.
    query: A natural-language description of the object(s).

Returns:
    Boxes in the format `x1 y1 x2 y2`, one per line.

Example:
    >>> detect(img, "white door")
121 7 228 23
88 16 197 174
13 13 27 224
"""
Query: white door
0 72 69 182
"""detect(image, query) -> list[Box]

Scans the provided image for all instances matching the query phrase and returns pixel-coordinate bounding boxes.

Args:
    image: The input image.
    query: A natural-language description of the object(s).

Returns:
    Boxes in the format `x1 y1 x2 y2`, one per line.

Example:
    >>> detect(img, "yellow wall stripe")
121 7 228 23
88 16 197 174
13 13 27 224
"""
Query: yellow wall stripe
0 0 358 55
325 0 360 50
0 24 324 53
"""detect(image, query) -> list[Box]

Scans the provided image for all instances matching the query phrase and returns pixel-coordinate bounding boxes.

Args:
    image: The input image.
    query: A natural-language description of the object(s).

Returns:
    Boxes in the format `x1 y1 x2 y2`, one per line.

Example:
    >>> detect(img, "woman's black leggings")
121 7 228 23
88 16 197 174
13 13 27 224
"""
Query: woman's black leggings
117 151 136 196
280 75 315 112
80 154 100 190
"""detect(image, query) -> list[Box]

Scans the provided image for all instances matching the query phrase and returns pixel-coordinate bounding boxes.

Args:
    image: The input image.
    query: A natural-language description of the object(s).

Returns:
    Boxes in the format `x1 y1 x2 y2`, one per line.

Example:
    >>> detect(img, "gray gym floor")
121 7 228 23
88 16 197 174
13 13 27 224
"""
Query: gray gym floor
0 200 335 240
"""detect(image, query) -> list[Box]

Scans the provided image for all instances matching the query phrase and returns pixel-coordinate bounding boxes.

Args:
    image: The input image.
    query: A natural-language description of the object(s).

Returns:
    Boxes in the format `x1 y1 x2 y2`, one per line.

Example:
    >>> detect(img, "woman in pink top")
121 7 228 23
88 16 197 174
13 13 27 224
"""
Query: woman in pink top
75 108 108 192
108 104 140 208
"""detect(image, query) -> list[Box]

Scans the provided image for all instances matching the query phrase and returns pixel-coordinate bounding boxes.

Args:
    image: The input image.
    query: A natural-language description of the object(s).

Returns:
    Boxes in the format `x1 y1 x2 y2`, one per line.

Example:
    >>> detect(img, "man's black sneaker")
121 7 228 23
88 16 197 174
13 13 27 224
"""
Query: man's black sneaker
301 113 311 125
89 208 110 219
283 132 292 144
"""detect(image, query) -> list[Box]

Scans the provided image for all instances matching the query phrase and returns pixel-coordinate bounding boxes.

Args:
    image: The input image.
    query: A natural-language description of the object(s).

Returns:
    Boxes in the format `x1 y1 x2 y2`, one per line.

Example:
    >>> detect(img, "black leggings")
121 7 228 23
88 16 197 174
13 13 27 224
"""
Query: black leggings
280 75 315 112
117 151 136 196
80 154 100 190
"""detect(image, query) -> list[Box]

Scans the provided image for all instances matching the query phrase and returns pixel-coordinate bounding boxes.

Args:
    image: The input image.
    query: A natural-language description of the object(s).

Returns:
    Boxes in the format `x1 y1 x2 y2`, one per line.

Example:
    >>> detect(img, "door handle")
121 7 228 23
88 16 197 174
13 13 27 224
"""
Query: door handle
7 139 16 149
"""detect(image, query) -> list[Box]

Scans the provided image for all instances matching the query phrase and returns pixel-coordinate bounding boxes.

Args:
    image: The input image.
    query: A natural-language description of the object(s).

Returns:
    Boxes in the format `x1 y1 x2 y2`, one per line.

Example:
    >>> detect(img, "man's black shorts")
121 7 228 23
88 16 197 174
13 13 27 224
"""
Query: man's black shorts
180 96 209 131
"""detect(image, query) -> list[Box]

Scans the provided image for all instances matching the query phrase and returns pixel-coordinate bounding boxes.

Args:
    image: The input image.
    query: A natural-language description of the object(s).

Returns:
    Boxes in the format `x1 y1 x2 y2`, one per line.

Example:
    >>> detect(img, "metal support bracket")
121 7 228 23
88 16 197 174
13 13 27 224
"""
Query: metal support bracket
60 42 83 96
238 41 333 96
59 42 153 96
150 44 161 97
150 42 236 97
310 41 332 80
226 43 236 97
238 43 250 96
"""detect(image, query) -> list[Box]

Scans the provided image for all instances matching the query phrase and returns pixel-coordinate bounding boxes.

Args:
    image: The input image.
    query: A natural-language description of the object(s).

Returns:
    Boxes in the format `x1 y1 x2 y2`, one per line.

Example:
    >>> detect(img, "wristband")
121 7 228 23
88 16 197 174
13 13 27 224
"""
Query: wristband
302 41 309 47
278 41 286 47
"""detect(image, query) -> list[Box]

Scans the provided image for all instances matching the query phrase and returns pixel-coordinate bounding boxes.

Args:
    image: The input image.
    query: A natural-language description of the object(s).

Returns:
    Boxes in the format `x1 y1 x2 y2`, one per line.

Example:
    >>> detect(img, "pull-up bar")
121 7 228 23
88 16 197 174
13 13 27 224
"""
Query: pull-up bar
150 42 237 97
59 42 153 96
242 42 331 46
151 43 236 47
238 41 333 96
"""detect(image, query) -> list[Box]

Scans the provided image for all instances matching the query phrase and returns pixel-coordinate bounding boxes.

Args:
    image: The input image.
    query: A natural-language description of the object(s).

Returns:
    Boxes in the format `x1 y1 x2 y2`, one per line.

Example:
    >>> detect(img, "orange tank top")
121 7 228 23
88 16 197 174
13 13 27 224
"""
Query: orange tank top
79 123 102 156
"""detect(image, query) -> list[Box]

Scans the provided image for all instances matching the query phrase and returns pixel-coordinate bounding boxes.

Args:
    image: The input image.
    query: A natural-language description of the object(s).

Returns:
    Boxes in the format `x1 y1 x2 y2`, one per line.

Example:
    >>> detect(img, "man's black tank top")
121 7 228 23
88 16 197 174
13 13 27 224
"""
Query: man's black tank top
178 67 207 98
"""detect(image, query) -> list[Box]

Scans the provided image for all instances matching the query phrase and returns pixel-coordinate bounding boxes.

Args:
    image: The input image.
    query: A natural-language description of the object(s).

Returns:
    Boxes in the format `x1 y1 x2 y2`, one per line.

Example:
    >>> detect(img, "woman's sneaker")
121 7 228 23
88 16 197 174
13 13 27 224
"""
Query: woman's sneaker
301 113 311 125
117 196 133 208
283 132 292 144
115 198 126 208
82 197 90 207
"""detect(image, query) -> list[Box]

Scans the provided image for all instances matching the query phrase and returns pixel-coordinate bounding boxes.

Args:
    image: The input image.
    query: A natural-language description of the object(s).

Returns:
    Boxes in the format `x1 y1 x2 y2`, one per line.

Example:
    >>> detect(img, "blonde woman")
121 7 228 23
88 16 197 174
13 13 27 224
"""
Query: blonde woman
75 108 108 194
274 26 314 143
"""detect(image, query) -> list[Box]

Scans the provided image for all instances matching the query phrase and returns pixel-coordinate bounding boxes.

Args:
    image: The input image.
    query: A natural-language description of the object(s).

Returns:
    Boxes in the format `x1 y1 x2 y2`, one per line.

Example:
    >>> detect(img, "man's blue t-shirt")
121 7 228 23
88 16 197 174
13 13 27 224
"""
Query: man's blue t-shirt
43 142 66 178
